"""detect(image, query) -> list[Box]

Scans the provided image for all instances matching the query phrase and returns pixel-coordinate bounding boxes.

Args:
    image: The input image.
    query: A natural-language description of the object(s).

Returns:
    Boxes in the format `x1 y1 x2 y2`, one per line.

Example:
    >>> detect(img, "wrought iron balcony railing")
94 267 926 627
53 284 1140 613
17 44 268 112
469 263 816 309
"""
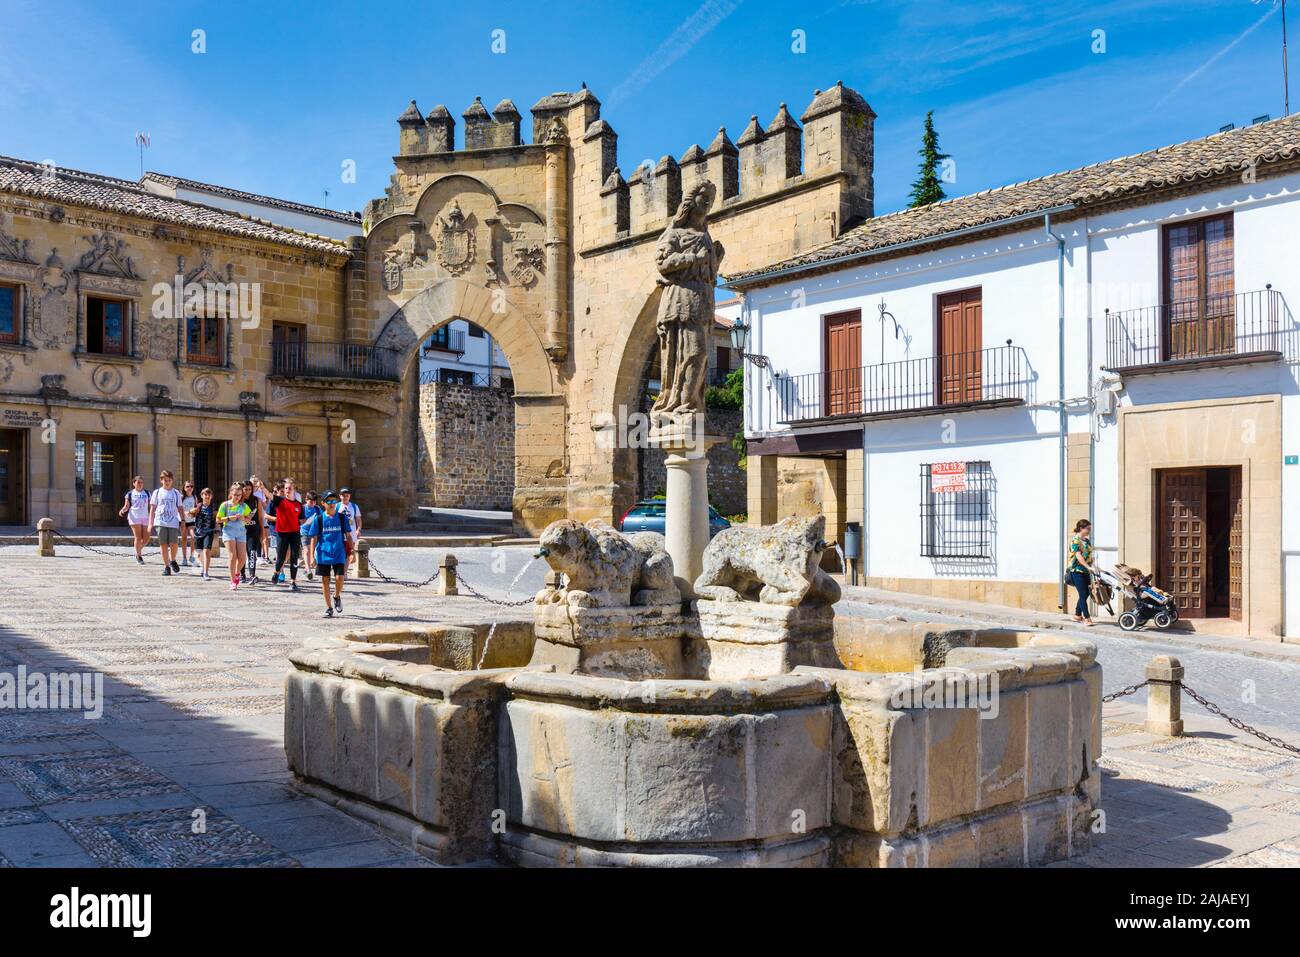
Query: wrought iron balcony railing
271 341 401 382
424 328 467 354
1103 287 1283 371
772 344 1033 425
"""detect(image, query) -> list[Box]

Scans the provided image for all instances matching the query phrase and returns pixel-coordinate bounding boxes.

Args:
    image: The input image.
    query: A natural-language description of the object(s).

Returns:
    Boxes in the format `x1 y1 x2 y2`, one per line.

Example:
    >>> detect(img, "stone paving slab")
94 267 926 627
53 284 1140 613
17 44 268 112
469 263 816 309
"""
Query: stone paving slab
2 544 1299 867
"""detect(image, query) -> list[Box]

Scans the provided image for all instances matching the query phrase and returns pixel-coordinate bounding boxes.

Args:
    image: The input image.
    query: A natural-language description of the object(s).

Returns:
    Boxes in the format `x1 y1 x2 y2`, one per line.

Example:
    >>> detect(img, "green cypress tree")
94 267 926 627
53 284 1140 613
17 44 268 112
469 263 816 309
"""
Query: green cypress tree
909 111 950 208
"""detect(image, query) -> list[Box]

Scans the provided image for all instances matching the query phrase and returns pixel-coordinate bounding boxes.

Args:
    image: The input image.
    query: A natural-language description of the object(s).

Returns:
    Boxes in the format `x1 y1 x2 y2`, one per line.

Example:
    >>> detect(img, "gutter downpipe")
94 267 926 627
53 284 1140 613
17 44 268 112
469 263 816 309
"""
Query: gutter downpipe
1046 212 1067 613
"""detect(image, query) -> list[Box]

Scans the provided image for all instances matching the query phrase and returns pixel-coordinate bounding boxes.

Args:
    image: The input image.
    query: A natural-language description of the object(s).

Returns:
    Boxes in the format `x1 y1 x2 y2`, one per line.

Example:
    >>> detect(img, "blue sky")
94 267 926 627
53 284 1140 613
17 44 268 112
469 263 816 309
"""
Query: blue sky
0 0 1290 216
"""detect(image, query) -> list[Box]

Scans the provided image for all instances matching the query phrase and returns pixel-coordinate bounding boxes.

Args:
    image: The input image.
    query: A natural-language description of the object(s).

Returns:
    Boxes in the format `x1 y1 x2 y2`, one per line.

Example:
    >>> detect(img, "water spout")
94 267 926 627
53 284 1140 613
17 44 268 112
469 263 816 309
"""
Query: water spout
477 553 541 670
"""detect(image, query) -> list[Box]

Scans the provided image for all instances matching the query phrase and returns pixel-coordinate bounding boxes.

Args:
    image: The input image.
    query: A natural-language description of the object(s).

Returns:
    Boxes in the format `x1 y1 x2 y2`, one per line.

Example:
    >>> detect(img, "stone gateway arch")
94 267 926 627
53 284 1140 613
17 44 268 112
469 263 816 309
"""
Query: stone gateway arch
348 83 875 533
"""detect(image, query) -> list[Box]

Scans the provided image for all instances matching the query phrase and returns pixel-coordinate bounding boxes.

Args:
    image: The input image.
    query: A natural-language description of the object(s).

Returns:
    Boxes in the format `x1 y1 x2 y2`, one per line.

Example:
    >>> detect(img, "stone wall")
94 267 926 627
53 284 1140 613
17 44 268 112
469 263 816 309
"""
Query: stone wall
637 408 746 516
417 381 514 510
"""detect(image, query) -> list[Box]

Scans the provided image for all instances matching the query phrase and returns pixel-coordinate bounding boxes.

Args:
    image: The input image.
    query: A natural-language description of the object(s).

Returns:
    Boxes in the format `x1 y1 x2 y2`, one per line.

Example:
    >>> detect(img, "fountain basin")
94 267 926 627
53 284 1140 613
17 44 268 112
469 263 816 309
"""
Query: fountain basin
285 614 1100 867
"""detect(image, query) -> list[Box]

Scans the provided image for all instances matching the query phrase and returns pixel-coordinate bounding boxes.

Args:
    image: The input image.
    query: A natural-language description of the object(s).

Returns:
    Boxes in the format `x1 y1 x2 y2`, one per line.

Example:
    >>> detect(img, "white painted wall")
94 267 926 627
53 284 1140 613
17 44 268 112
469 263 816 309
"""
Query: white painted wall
418 319 513 385
742 170 1300 636
166 184 361 240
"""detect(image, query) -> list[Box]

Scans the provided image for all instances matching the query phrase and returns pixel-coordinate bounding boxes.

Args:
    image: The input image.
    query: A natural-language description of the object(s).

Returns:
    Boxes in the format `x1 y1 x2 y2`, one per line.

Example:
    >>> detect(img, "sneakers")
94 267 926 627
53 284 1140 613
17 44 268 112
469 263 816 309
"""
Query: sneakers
323 607 335 618
230 580 238 591
290 582 299 593
333 596 342 613
201 572 210 581
162 566 171 577
136 556 145 566
170 560 180 573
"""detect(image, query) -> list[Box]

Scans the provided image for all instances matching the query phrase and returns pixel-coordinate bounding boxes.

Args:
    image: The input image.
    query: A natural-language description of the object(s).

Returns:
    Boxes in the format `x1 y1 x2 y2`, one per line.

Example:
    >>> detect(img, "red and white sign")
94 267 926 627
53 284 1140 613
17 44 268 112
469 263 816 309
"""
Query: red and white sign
931 461 968 494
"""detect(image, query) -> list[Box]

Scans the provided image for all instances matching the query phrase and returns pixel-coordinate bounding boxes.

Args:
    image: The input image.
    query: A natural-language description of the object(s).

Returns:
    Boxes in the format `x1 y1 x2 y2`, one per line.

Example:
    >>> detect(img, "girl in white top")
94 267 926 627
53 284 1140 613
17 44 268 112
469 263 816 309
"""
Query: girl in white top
180 481 198 568
119 475 151 565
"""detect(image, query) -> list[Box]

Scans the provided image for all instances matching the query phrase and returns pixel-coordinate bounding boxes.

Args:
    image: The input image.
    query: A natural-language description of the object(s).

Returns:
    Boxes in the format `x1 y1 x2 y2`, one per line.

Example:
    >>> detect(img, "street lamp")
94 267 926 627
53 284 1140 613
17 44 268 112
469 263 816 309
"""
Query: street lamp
728 317 770 369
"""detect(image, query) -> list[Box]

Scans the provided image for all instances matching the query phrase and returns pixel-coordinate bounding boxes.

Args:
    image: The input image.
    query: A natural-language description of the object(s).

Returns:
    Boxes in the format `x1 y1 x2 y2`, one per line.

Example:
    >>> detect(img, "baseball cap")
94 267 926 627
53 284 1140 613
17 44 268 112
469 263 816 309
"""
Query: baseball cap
323 489 340 502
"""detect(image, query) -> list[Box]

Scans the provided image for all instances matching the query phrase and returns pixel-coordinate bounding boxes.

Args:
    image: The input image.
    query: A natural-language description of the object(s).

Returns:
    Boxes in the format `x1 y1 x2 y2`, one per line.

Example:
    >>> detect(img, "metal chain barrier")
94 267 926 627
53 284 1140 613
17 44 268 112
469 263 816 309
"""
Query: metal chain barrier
1180 683 1300 756
53 530 155 559
1102 680 1149 703
365 554 439 589
453 568 536 607
1104 677 1300 755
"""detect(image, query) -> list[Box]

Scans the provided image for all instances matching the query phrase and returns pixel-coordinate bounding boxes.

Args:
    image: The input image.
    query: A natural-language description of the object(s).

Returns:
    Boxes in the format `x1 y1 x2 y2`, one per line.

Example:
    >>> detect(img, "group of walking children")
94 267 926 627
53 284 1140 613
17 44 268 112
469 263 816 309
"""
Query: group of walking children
121 472 363 617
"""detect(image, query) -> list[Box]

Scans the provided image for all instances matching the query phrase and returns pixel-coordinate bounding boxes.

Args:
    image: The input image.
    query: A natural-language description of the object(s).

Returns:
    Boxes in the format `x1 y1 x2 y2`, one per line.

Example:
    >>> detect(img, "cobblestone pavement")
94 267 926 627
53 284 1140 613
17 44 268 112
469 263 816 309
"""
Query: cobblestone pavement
2 542 1297 867
0 543 537 868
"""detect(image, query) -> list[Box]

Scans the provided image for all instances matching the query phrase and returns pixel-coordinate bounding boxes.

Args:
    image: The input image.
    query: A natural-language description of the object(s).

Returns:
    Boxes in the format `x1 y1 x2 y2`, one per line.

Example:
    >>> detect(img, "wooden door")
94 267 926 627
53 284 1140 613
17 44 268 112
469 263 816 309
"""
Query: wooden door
1163 214 1234 360
0 429 25 526
823 310 862 417
268 444 316 491
1158 469 1207 617
1228 466 1243 621
937 289 982 404
75 435 131 525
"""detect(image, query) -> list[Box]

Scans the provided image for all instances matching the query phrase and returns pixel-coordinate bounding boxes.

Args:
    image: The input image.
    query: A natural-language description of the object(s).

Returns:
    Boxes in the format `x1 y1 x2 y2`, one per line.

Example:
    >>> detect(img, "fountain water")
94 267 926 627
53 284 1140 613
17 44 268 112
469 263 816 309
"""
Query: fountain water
476 553 541 670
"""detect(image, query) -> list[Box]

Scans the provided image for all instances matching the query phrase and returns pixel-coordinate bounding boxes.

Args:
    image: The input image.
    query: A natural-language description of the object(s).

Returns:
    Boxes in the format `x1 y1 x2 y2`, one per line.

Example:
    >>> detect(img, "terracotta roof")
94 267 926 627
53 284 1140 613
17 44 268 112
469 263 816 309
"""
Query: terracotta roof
140 171 362 224
728 113 1300 285
0 156 349 254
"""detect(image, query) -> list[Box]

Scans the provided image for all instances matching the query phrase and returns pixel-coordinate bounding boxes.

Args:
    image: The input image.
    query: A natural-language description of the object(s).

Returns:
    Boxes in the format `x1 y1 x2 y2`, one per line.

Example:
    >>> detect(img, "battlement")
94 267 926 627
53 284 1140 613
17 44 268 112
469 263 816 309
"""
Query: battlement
577 80 874 244
387 81 873 250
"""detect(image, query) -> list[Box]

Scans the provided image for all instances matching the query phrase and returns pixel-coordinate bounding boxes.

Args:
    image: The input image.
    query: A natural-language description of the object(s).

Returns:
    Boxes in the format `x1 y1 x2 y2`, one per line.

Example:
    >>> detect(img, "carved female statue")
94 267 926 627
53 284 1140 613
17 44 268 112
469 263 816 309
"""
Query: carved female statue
651 181 724 422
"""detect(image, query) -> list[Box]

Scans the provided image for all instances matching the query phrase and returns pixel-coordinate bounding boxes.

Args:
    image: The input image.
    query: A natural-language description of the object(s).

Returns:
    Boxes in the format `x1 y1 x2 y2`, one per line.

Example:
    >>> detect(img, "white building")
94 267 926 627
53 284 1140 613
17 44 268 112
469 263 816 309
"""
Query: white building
418 319 514 389
728 115 1300 641
138 172 362 240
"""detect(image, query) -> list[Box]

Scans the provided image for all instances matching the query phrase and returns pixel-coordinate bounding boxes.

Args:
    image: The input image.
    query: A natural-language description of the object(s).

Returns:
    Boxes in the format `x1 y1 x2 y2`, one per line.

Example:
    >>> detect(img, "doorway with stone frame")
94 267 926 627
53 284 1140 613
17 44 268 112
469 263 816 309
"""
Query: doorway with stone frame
1155 466 1242 620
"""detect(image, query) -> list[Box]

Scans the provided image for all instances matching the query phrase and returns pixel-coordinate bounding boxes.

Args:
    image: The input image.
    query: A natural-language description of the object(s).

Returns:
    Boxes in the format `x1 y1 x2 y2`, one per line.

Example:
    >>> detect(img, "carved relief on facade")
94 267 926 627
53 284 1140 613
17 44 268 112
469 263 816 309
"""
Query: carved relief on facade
34 249 72 349
435 201 476 276
0 213 35 264
91 364 123 395
78 231 141 280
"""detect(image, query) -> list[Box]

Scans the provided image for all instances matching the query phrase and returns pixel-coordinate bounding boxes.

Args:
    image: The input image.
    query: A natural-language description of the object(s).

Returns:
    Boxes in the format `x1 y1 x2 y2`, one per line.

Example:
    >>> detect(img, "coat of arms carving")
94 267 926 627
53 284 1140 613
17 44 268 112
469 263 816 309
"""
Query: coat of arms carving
435 201 475 276
510 242 545 287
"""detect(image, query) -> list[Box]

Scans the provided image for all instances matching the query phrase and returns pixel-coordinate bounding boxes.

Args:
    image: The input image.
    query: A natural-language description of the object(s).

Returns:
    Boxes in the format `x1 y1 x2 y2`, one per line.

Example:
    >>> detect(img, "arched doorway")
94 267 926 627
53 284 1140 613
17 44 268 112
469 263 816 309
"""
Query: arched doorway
359 277 565 535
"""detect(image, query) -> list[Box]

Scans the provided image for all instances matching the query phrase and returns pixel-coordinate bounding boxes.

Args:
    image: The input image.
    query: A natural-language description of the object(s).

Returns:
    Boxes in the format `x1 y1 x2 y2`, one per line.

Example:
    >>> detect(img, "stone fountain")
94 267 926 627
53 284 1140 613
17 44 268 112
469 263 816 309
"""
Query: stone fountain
284 180 1102 867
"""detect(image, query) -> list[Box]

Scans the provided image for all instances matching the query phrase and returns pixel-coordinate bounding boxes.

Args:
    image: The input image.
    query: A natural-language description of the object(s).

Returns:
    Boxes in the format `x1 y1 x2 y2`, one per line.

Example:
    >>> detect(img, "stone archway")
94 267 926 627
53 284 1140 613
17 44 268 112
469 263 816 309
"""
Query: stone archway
358 276 567 534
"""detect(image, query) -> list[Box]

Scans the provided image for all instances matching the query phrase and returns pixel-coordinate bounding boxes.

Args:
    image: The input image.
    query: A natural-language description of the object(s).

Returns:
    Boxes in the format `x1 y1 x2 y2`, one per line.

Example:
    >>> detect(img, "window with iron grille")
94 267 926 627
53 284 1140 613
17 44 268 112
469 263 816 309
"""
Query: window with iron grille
920 460 994 558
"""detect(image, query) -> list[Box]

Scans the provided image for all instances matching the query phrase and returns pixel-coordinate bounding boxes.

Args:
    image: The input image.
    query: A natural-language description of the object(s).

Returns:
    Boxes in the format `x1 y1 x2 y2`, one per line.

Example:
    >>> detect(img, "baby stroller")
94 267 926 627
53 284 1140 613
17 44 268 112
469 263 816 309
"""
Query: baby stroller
1091 563 1179 631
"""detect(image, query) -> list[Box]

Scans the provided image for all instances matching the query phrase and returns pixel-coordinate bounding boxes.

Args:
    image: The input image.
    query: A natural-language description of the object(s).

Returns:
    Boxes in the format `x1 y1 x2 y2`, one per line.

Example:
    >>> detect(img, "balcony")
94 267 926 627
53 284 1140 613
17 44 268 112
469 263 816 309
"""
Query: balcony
271 341 401 382
1103 287 1286 374
424 328 467 355
772 344 1034 426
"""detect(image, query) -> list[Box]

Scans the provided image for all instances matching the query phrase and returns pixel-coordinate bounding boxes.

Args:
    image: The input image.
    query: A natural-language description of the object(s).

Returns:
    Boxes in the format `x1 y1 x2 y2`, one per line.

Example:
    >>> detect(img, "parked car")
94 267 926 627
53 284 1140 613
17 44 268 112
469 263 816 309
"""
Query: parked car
619 500 731 538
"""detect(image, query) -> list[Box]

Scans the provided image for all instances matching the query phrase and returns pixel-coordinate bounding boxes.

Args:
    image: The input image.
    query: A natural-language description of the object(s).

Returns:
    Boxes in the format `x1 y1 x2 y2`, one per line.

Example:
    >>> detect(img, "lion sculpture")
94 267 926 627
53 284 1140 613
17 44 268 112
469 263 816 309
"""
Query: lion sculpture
536 519 679 608
694 515 841 607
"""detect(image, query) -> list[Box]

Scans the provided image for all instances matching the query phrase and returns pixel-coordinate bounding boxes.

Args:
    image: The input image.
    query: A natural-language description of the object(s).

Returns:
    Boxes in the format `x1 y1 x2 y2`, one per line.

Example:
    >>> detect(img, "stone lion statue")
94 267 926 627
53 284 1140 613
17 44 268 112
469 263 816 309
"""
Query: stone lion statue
536 519 679 608
694 515 841 607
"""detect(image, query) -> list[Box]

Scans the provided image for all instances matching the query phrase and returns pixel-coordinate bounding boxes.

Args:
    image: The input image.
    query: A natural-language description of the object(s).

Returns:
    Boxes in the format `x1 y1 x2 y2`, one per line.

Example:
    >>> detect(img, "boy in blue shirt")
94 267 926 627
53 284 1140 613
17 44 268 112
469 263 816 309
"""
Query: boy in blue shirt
301 490 352 618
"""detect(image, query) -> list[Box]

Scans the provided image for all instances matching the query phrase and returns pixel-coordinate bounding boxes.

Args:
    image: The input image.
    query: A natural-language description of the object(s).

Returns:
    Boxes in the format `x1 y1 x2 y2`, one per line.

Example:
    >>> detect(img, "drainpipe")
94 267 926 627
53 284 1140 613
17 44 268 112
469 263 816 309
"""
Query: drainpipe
1046 212 1067 612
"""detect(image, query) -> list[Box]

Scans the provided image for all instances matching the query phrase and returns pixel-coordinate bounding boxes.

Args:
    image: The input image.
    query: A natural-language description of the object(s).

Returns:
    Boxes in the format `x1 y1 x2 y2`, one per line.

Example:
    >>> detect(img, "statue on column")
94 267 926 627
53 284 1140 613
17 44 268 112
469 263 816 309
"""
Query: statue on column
651 181 724 427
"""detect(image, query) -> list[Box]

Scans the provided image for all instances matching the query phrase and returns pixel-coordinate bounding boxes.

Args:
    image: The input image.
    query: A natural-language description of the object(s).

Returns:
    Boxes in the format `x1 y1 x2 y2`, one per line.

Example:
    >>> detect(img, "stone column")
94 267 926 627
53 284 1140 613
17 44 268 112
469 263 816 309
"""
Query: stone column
437 553 459 595
355 539 370 578
1145 655 1184 737
662 431 721 599
542 121 569 362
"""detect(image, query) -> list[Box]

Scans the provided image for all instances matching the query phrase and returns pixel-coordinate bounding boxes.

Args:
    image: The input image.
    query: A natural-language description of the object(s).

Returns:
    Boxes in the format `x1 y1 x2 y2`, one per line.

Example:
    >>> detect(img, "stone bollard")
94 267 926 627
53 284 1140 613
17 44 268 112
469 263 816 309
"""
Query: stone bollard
437 553 458 595
355 539 370 579
36 517 56 557
1145 654 1184 737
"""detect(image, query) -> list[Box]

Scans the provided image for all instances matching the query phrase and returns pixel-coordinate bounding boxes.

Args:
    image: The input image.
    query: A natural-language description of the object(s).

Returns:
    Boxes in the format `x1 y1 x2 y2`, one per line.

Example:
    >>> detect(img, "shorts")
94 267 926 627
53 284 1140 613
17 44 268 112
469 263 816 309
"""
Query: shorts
156 526 179 546
195 532 215 551
318 563 346 578
222 523 247 544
